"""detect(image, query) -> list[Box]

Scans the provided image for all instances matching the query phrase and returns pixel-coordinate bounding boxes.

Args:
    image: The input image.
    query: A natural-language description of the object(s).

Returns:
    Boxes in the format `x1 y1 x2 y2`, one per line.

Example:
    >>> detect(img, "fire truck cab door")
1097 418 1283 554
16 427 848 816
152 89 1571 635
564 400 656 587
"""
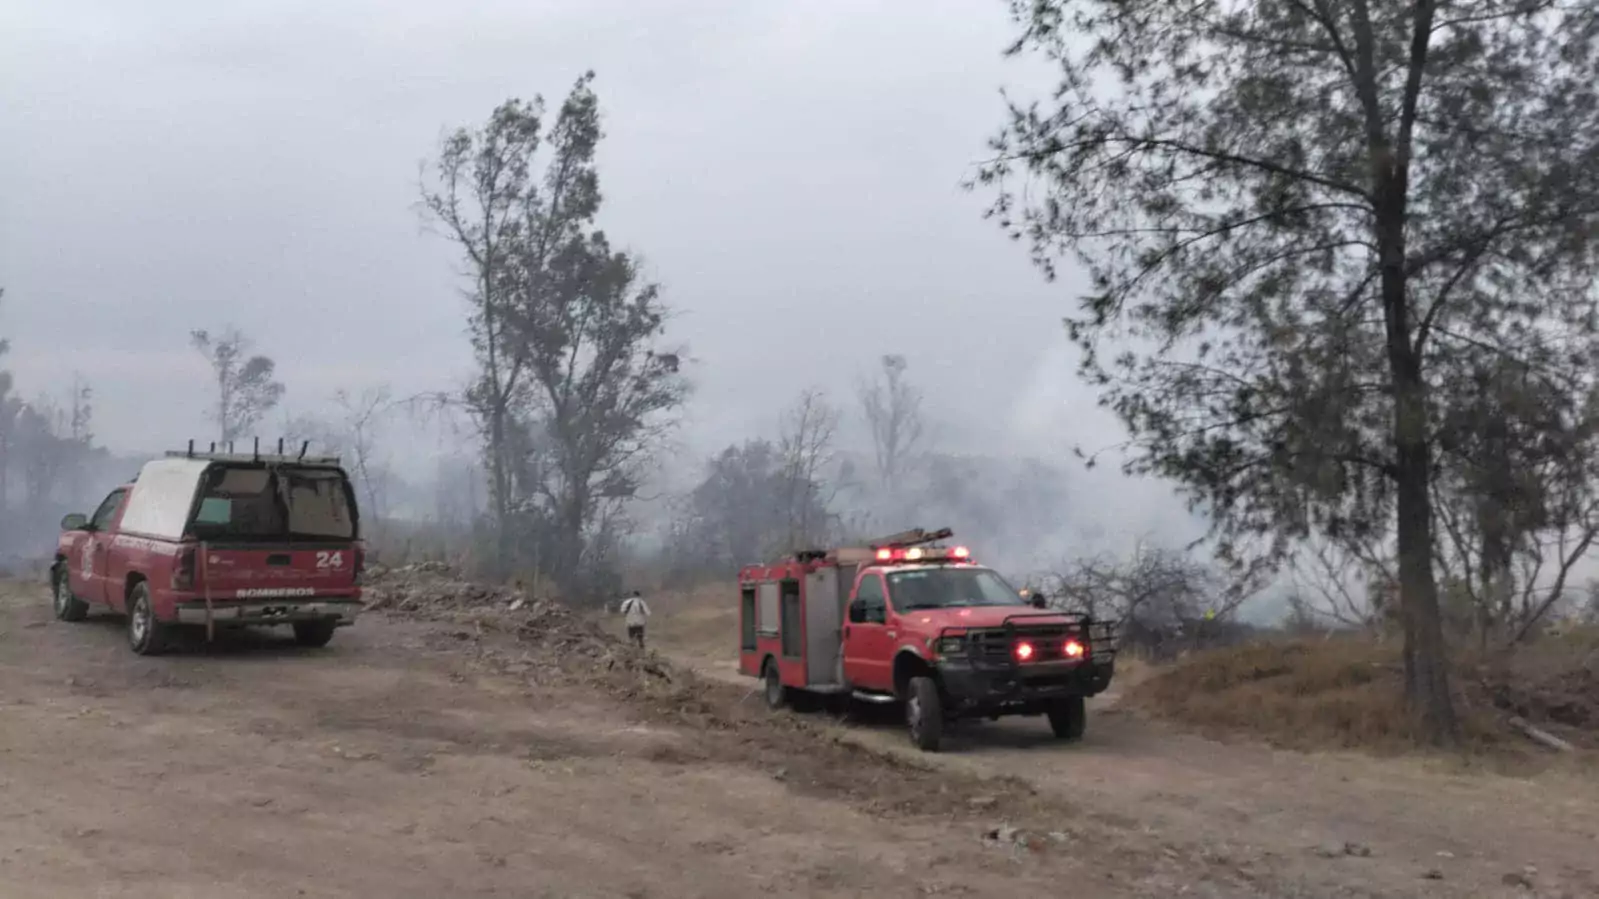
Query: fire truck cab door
842 571 893 691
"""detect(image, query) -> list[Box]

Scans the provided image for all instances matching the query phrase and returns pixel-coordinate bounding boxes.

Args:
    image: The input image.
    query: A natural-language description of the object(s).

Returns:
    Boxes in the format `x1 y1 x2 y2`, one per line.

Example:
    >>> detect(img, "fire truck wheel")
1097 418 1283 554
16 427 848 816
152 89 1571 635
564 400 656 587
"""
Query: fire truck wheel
126 582 170 657
52 567 89 622
906 676 944 752
1047 695 1087 741
762 660 788 710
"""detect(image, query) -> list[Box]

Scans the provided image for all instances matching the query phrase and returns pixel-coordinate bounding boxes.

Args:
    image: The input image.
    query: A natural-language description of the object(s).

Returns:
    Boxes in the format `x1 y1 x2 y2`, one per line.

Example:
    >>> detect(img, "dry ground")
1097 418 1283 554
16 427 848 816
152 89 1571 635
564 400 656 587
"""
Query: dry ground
641 593 1599 899
3 576 1596 899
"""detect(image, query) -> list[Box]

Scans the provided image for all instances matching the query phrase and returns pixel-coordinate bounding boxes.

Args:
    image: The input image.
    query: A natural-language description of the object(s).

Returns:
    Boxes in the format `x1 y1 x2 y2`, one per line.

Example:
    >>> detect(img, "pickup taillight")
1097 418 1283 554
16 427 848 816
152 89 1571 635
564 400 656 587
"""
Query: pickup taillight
353 545 366 586
172 546 196 591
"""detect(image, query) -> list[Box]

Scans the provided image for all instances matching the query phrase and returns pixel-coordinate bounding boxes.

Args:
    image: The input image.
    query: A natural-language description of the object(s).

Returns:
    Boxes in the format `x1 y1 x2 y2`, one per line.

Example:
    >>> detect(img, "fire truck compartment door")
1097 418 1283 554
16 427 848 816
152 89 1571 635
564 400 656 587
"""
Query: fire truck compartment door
804 567 841 686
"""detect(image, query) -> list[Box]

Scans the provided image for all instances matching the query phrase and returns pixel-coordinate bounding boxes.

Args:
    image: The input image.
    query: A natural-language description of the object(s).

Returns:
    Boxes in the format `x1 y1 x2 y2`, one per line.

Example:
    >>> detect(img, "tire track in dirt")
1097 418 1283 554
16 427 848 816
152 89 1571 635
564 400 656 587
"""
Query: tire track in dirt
665 645 1599 899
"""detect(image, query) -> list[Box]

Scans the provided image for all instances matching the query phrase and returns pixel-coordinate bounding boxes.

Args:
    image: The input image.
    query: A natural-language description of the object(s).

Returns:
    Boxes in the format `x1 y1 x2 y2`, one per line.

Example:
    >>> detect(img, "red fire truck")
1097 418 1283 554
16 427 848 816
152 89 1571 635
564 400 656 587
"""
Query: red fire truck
738 528 1117 751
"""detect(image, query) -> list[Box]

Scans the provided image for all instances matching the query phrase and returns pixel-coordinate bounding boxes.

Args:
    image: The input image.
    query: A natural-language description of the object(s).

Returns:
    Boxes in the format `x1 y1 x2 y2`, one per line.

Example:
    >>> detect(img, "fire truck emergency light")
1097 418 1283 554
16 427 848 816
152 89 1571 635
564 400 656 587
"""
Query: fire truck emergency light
873 545 972 563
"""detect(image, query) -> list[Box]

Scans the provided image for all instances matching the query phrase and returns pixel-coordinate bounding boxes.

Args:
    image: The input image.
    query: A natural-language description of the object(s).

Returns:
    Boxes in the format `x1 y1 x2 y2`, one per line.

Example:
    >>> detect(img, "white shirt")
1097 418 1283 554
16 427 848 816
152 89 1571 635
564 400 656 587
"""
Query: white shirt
620 596 651 627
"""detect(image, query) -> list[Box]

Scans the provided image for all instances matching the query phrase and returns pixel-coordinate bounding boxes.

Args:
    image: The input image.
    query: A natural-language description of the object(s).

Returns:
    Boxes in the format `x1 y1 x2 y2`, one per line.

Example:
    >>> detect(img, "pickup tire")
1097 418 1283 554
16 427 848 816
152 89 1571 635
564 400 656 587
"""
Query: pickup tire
1047 695 1087 741
127 582 170 656
292 620 338 648
51 568 90 622
906 676 944 752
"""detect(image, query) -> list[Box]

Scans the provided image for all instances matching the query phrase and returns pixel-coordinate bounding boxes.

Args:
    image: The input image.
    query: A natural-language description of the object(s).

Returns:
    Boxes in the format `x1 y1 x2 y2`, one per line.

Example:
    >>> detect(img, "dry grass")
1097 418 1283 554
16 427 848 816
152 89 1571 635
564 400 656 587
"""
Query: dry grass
1125 628 1599 759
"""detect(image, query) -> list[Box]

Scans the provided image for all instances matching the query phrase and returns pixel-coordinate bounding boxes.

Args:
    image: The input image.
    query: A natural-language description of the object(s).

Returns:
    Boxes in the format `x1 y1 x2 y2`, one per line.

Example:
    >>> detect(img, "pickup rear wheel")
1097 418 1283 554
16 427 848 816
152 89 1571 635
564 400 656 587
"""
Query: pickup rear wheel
292 620 338 648
1047 695 1087 741
906 676 944 752
51 568 89 622
127 582 170 656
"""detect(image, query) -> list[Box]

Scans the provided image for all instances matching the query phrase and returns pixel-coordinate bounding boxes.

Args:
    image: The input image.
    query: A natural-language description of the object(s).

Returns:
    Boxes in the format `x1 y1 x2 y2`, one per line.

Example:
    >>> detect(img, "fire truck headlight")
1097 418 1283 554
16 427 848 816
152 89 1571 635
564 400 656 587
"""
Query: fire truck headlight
935 637 965 656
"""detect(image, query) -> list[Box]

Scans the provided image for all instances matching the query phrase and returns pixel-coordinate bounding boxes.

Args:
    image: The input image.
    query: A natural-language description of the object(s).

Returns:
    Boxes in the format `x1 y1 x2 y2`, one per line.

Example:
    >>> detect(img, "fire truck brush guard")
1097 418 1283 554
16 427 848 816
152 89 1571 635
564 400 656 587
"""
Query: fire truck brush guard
737 527 1117 752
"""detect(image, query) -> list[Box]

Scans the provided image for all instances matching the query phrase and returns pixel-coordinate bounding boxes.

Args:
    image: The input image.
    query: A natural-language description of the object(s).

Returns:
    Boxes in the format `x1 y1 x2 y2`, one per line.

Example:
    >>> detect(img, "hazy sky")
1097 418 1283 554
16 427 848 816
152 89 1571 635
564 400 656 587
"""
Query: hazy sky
1 0 1190 541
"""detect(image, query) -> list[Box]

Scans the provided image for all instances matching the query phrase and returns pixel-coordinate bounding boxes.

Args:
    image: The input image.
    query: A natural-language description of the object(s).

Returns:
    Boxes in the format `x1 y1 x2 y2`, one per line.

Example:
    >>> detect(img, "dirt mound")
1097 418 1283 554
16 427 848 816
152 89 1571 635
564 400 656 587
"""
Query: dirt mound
363 563 691 705
1123 634 1599 756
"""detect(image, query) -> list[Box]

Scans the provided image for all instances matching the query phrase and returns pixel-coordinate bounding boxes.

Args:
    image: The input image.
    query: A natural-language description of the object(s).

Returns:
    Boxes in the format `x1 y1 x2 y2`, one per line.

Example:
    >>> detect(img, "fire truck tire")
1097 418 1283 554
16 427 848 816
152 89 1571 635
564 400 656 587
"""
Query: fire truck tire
906 676 944 752
762 659 788 710
51 567 89 622
126 582 170 656
1047 695 1087 741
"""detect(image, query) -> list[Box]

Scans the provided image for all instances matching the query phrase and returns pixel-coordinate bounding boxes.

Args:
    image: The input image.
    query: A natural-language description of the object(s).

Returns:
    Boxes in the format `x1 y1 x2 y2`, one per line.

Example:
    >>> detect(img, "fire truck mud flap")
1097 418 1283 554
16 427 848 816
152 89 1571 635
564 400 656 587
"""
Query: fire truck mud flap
174 599 362 626
936 658 1115 716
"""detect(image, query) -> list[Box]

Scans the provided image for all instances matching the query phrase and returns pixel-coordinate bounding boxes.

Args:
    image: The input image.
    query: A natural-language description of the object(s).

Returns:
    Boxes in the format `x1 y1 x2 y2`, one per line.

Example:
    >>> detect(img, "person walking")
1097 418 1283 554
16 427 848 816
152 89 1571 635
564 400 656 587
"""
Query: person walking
619 590 651 649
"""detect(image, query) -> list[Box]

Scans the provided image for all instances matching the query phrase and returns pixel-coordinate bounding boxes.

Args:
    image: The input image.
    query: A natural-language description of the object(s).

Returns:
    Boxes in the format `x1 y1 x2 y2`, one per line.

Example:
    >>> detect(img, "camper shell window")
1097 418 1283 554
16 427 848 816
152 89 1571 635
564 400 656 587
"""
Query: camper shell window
186 464 358 542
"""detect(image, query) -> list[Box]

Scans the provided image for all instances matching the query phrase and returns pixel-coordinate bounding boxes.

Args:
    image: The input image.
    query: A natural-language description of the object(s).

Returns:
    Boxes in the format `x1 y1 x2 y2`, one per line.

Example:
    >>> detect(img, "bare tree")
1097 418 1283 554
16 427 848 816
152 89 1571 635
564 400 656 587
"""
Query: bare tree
1285 534 1390 632
279 412 345 457
857 354 924 495
190 327 284 445
0 287 15 510
1041 539 1242 659
778 388 840 550
333 386 395 530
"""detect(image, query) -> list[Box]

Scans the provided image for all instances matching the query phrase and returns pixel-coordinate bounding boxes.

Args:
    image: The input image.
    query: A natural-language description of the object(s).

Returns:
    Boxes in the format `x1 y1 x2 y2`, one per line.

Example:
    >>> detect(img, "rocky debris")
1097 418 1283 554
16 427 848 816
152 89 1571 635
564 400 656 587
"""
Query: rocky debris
1314 841 1373 859
980 823 1050 853
362 562 526 614
362 563 698 712
1502 865 1538 890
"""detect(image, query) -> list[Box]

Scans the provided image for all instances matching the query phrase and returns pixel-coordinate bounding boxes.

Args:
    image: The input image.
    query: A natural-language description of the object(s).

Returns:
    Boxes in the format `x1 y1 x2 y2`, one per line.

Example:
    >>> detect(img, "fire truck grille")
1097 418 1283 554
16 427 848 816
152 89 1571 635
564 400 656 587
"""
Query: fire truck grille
970 626 1074 664
965 620 1118 665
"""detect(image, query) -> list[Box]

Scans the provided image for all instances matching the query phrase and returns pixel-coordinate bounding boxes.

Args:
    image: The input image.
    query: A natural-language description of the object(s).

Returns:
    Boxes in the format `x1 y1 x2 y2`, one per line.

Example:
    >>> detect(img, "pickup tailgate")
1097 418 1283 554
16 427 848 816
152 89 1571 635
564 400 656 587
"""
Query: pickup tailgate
199 543 359 598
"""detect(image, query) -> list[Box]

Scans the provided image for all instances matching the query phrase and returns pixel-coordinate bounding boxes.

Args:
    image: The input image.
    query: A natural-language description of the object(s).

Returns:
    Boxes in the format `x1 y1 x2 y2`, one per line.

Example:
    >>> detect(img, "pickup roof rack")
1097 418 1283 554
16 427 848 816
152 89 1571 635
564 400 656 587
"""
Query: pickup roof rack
165 437 343 466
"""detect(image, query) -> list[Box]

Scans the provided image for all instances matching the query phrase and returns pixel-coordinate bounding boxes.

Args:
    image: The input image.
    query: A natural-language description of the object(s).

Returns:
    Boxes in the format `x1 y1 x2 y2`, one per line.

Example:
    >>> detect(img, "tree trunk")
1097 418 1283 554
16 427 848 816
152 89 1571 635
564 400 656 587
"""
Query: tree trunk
1379 203 1460 745
487 402 511 575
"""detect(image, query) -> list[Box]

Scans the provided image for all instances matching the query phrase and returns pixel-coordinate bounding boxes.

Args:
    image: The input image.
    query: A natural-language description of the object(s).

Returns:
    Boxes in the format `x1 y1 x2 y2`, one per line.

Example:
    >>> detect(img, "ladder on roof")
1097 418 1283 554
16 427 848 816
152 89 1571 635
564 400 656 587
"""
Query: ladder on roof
165 437 342 465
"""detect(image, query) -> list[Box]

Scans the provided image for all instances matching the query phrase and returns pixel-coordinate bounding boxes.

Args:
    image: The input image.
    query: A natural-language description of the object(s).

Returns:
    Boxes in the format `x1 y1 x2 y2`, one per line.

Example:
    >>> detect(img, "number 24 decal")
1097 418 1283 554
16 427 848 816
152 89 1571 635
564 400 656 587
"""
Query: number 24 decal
315 551 345 569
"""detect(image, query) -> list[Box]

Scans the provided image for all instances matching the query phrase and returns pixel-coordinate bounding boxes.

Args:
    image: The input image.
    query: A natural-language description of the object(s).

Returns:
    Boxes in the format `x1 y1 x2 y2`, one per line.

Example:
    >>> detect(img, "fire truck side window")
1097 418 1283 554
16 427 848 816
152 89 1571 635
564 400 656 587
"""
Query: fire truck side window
853 574 886 624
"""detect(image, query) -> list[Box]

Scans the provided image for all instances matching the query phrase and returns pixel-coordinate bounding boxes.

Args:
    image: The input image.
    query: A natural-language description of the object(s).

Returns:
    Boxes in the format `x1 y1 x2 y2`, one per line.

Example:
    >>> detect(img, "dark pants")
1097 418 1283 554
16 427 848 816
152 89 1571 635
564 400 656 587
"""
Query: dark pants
627 624 645 648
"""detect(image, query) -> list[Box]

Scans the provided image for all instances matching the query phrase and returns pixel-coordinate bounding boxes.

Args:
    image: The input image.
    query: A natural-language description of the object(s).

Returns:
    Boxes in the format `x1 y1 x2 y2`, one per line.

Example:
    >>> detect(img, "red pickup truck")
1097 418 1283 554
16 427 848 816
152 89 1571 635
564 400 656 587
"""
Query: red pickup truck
49 449 366 655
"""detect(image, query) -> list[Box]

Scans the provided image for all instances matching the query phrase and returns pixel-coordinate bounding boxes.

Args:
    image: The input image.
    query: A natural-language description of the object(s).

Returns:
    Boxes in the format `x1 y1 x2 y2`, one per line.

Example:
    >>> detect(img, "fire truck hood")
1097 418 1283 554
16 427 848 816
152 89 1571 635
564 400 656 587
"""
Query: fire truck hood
897 605 1078 630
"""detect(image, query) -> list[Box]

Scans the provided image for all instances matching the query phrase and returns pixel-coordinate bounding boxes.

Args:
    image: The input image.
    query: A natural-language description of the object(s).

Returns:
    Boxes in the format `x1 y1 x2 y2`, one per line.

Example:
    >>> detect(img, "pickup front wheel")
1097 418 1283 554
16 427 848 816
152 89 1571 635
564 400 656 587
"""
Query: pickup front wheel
127 582 170 656
906 676 944 752
51 568 89 622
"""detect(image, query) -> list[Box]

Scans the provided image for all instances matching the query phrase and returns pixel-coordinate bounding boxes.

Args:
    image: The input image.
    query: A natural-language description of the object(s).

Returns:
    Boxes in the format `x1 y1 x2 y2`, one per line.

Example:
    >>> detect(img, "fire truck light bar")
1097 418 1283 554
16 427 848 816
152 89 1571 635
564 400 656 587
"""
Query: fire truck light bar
873 545 972 563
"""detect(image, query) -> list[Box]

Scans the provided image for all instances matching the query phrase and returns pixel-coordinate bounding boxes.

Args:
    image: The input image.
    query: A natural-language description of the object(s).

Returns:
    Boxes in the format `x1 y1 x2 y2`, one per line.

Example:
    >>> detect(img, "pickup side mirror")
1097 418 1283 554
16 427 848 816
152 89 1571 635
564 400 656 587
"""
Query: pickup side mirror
1030 593 1048 609
847 599 866 624
61 513 88 531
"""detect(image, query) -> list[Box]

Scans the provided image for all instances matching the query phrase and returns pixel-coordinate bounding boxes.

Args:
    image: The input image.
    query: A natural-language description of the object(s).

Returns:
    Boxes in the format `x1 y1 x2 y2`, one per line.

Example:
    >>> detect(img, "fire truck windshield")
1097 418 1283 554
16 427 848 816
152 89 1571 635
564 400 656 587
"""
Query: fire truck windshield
886 566 1028 611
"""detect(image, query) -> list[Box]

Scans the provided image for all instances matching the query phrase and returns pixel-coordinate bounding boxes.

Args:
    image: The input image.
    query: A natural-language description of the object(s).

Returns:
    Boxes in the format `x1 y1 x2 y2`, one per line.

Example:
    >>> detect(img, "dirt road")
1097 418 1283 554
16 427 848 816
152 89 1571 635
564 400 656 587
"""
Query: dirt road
669 646 1599 899
3 578 1594 899
0 579 1210 899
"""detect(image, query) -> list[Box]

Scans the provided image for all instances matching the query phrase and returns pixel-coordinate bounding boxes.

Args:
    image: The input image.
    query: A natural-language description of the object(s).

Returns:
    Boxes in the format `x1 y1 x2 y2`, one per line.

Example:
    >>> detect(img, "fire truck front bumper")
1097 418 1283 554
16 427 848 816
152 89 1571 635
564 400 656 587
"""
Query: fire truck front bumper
174 599 363 627
934 657 1115 715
